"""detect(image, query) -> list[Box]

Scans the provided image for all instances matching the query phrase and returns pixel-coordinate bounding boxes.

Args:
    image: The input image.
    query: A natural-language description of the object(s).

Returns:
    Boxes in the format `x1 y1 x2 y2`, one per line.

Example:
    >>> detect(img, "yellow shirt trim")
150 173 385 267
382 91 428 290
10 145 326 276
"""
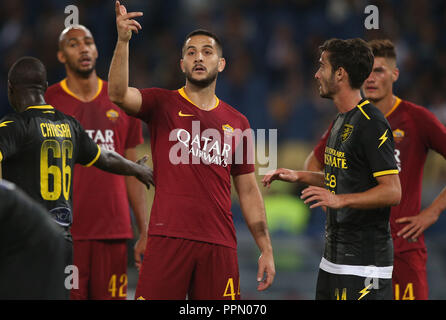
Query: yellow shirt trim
178 87 220 111
384 96 402 118
0 150 3 162
25 105 54 110
373 169 399 178
84 145 101 167
356 100 371 120
60 78 103 102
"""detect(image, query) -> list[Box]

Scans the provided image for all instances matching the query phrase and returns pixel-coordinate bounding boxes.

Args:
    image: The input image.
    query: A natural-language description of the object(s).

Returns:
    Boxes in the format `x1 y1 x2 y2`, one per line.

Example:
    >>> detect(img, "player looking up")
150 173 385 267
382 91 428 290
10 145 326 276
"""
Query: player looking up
108 1 275 300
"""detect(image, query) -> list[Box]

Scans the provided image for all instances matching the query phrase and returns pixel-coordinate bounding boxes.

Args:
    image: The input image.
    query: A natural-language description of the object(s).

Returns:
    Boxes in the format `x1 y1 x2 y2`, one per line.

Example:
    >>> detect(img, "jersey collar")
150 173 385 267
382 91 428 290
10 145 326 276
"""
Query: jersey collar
25 104 54 111
178 87 220 111
60 77 103 102
384 96 402 118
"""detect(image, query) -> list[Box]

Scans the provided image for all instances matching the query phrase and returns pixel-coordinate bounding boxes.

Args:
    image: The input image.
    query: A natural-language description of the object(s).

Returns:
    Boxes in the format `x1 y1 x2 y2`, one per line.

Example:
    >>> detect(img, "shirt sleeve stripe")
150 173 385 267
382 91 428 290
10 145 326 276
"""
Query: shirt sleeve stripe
0 150 3 162
373 169 399 177
84 145 101 167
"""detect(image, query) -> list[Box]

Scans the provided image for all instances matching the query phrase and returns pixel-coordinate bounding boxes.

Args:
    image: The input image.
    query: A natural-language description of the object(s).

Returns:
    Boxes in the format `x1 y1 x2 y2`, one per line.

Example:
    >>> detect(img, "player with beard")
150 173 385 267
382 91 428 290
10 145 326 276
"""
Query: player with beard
263 38 401 300
107 1 275 299
45 25 148 300
304 39 446 299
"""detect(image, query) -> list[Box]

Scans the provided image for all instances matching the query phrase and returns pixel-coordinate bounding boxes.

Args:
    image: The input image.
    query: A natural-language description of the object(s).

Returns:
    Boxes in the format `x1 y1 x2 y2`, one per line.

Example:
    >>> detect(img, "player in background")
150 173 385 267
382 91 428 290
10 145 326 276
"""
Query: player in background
263 38 401 300
304 39 446 300
45 24 148 300
108 1 275 299
0 56 153 299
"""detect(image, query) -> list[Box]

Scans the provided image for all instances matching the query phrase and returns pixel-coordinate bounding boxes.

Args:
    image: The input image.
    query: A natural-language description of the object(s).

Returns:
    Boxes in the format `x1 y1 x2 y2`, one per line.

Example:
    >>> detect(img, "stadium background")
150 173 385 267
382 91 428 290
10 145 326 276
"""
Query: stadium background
1 0 446 299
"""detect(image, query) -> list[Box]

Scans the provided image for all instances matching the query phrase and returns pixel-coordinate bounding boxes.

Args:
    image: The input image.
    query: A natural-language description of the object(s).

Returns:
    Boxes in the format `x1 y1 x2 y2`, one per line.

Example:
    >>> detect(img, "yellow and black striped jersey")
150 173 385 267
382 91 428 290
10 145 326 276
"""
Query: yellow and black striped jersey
0 105 100 220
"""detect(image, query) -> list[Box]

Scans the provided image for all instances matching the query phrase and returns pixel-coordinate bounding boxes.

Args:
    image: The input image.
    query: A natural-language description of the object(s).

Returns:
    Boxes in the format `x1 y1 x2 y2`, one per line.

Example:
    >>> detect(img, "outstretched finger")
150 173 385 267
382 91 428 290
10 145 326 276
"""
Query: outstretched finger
119 11 144 22
115 1 125 16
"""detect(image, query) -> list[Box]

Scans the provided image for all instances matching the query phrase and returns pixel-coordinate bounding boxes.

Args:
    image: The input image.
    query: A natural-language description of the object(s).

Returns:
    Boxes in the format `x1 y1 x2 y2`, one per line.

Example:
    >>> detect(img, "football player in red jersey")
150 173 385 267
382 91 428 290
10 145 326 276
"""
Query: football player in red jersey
45 24 149 300
304 39 446 300
108 1 275 300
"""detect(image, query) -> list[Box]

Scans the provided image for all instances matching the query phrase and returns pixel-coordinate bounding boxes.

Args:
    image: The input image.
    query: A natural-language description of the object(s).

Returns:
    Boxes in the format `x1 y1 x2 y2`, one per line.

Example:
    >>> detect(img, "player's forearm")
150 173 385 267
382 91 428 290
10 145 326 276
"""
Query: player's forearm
239 188 273 254
108 40 130 106
297 171 325 187
338 181 401 209
94 148 147 181
126 176 149 236
425 186 446 217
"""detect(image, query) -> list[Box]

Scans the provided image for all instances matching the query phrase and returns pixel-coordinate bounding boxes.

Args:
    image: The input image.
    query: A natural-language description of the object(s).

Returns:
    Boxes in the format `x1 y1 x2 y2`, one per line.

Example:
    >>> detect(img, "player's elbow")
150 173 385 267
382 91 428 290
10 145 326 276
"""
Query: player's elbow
108 83 126 106
388 182 402 207
108 89 125 107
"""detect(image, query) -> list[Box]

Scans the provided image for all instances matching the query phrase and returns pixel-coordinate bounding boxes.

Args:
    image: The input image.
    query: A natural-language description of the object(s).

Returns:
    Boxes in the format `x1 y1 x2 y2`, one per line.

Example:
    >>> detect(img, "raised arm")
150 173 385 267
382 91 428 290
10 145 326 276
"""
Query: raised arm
108 1 143 115
233 172 275 291
94 148 154 189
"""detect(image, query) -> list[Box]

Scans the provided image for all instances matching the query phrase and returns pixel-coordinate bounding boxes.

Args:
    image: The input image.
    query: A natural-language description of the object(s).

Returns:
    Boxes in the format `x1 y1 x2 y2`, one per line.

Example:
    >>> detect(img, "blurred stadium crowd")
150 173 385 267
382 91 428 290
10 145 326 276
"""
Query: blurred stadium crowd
1 0 446 299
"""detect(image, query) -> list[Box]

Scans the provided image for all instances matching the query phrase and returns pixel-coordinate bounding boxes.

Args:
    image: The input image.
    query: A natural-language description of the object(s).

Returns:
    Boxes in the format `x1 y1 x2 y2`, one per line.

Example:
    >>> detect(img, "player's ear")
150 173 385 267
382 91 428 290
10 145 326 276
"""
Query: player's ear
335 67 344 82
57 50 66 64
217 57 226 73
392 67 399 83
180 59 185 73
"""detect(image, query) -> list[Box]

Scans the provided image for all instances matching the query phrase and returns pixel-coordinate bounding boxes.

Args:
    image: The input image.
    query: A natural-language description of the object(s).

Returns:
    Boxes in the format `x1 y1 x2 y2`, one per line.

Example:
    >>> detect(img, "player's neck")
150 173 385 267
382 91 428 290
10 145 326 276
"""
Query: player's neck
183 82 217 111
369 93 395 116
65 70 99 102
17 92 46 112
333 89 363 113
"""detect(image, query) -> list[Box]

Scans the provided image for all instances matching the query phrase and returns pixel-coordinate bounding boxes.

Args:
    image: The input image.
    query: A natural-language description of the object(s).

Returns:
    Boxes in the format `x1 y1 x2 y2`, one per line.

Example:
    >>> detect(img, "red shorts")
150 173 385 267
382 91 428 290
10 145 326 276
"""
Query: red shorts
392 248 428 300
135 235 240 300
70 239 128 300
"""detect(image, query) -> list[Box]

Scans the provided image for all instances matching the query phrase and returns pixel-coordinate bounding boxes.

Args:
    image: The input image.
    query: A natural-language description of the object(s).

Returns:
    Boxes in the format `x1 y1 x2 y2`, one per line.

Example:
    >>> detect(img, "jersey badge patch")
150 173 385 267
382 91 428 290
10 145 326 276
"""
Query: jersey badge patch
392 128 405 143
106 109 119 123
222 124 234 136
341 124 354 142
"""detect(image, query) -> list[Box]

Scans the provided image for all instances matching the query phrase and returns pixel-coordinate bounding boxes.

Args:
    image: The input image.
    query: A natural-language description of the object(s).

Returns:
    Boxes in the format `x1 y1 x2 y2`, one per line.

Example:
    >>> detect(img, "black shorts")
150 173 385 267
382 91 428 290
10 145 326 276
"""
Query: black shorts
316 269 392 300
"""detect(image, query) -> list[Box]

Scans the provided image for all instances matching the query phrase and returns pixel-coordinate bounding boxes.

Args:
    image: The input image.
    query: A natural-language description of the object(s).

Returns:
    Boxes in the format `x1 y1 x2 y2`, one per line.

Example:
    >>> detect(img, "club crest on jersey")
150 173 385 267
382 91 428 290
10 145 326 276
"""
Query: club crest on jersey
341 124 354 142
393 128 405 143
222 124 234 136
106 109 119 123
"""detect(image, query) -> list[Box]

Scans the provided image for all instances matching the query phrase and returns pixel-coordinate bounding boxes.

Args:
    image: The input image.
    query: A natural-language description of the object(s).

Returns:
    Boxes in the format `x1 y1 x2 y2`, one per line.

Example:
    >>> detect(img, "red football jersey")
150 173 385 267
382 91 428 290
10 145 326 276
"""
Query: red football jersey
314 97 446 252
45 78 143 239
136 87 255 249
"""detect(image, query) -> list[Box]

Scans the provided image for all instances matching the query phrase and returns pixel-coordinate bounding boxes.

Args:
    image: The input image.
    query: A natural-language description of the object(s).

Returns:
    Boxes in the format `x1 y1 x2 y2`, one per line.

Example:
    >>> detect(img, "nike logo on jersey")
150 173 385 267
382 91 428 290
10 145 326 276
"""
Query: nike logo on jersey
178 111 194 117
378 129 389 148
0 121 13 127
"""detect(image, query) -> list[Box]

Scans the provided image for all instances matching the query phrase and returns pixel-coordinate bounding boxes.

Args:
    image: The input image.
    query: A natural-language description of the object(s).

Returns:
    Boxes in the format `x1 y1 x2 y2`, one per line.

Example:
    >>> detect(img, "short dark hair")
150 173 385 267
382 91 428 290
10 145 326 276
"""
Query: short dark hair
368 39 396 60
319 38 374 89
8 56 47 91
182 29 223 57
